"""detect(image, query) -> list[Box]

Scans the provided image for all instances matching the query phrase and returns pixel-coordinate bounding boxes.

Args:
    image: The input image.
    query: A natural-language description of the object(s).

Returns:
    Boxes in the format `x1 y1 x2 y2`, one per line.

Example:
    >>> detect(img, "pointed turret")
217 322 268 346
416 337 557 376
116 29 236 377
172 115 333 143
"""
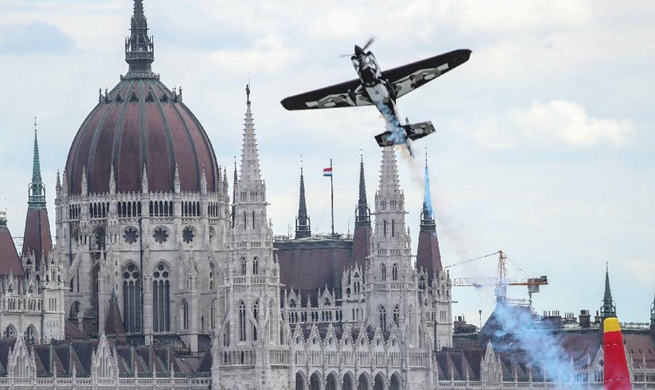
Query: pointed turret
600 264 617 319
650 293 655 338
355 155 370 228
373 146 406 246
295 167 311 239
233 83 268 235
125 0 155 73
22 121 52 268
416 156 443 282
104 290 126 342
28 121 46 209
352 155 371 266
239 83 262 184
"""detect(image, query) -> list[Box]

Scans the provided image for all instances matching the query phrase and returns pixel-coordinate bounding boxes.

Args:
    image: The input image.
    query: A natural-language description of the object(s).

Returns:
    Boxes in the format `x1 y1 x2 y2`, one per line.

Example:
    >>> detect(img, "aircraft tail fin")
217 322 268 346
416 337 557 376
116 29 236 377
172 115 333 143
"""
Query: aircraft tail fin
374 121 435 147
603 318 632 390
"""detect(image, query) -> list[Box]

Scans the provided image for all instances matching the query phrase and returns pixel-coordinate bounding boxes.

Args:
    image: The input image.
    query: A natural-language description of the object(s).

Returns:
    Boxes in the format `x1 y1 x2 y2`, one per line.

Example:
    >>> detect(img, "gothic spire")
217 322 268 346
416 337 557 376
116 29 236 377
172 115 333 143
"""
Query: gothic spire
600 263 617 319
650 293 655 327
295 167 311 239
231 156 237 228
28 119 46 209
239 82 262 184
420 153 436 232
377 146 401 198
355 155 370 228
125 0 154 72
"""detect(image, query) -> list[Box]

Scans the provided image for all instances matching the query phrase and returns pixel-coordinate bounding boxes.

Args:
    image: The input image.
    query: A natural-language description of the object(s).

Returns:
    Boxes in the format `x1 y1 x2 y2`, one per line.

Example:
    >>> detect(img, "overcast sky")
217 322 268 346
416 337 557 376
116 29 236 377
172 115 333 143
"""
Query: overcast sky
0 0 653 325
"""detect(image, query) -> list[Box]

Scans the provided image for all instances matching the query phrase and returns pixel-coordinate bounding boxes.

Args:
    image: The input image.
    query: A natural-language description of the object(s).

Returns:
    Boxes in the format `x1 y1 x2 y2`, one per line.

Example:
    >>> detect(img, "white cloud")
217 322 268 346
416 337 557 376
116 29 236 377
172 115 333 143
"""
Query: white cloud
471 100 634 150
625 258 655 289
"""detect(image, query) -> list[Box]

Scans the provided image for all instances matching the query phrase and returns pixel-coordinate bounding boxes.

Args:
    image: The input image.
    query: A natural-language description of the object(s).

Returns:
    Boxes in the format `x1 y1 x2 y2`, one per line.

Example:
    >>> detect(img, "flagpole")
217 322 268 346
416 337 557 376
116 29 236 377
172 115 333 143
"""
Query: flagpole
330 158 335 237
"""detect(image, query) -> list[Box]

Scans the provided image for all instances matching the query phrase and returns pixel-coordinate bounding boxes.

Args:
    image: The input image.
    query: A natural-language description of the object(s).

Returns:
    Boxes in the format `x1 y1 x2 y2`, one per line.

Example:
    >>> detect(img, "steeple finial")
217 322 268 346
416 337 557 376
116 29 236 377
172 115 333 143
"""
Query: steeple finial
125 0 154 73
355 154 370 228
239 85 262 183
420 149 436 231
295 166 311 239
246 81 251 105
600 263 617 319
28 119 47 209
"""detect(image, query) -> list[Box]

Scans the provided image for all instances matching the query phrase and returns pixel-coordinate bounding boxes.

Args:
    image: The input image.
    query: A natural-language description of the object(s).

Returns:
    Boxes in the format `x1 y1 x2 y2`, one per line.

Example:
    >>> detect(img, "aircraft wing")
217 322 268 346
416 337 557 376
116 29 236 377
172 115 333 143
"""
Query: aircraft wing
281 79 372 110
384 49 472 99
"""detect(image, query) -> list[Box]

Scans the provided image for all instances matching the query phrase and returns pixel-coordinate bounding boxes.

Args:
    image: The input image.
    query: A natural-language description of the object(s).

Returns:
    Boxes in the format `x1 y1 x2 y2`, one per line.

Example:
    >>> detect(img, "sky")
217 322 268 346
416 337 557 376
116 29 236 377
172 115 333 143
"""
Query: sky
0 0 654 325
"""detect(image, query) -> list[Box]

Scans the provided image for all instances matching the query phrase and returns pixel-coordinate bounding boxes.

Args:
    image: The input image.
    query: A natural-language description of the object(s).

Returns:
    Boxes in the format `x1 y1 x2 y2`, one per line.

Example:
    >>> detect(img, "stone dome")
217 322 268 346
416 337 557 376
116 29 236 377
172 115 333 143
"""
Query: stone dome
65 0 219 195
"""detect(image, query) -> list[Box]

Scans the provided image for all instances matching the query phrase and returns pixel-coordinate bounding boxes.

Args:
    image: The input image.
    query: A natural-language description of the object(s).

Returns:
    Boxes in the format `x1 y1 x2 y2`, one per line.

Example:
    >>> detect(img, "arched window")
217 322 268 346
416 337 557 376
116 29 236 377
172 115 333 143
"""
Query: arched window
253 300 260 341
209 263 214 290
182 299 189 330
123 264 142 333
392 263 398 281
381 264 387 281
239 302 246 341
241 258 247 275
25 326 37 344
211 298 217 330
252 211 256 229
69 301 81 320
392 219 395 237
383 220 387 237
253 257 259 275
153 263 170 332
243 211 247 228
379 306 387 332
393 305 400 325
4 325 17 339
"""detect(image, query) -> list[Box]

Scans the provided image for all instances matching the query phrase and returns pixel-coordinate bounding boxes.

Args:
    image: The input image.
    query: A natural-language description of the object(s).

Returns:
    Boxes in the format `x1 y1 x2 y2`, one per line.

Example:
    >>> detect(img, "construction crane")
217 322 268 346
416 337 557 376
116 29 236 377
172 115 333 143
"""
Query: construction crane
446 250 548 305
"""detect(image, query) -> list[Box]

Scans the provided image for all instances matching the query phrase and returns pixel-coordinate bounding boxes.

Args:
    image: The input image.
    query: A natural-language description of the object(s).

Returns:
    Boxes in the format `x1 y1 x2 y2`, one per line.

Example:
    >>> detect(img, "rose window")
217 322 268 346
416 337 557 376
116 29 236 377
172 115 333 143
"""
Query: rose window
183 227 195 244
123 227 139 244
153 227 169 244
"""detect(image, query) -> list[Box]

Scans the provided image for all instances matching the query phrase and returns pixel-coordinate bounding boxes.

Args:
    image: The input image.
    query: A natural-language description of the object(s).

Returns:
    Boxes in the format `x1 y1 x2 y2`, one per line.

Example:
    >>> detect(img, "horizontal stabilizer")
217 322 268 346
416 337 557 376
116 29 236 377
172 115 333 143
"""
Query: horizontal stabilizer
374 121 436 147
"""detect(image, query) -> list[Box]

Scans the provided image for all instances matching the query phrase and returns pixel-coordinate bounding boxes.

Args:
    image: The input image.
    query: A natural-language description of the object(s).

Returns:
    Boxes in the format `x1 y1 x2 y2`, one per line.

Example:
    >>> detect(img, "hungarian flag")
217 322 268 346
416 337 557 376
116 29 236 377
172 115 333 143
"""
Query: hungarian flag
323 167 333 177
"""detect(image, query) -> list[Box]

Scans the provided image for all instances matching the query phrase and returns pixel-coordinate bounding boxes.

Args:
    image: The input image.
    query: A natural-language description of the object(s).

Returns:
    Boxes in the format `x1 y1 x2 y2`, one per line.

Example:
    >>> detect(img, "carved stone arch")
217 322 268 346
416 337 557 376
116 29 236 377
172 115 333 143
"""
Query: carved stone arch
4 324 17 339
342 371 356 390
91 335 118 379
295 370 308 390
373 371 387 390
389 372 402 390
7 334 36 378
309 370 323 390
357 371 372 390
326 370 339 390
24 325 37 345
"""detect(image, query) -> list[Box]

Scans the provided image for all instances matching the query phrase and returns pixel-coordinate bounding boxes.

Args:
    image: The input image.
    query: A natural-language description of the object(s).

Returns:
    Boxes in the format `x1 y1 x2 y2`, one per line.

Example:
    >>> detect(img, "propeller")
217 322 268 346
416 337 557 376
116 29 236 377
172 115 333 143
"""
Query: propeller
361 36 376 51
338 36 376 58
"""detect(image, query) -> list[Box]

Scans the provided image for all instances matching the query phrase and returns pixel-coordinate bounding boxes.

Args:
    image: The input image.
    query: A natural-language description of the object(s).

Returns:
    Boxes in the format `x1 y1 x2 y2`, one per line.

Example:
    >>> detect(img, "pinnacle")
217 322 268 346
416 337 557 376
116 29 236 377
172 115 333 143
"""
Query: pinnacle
239 84 262 184
377 146 401 199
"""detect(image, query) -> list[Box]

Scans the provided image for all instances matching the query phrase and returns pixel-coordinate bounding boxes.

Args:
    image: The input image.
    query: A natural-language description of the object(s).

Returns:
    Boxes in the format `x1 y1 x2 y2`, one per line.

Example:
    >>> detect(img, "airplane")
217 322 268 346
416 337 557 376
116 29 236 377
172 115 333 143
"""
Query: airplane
603 318 632 390
280 38 471 156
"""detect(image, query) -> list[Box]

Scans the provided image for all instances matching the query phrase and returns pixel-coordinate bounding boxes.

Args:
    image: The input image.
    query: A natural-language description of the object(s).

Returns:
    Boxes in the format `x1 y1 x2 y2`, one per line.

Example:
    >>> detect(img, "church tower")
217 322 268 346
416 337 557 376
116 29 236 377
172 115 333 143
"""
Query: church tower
22 121 52 271
219 84 281 390
366 146 420 346
352 155 371 266
416 157 452 350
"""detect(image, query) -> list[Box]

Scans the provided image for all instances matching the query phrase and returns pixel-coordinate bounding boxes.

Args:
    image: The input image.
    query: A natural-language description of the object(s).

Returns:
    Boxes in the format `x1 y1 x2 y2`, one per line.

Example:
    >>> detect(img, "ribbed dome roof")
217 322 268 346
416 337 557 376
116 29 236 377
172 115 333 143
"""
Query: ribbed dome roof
65 0 219 195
